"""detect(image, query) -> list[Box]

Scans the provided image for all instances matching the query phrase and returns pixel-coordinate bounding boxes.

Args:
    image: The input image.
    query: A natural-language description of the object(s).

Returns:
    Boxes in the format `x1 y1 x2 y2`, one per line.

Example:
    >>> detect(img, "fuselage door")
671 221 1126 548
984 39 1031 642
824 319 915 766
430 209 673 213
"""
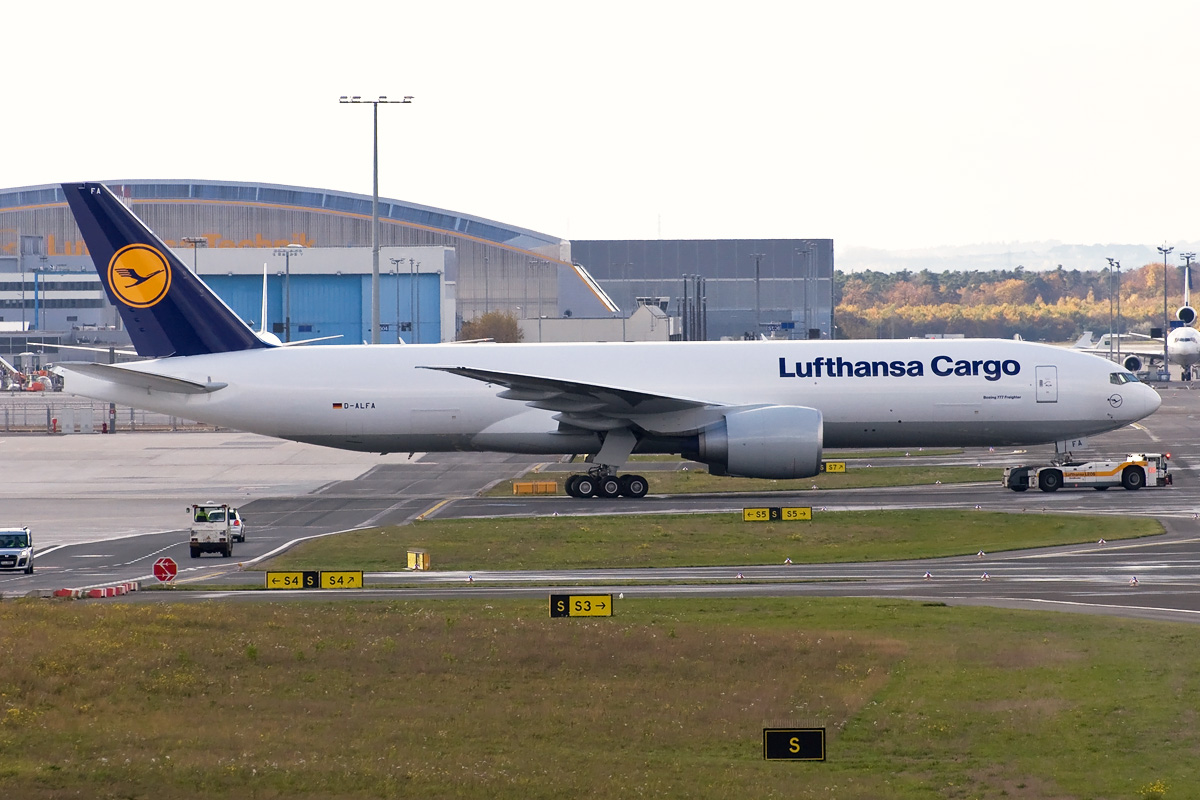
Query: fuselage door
1036 365 1058 403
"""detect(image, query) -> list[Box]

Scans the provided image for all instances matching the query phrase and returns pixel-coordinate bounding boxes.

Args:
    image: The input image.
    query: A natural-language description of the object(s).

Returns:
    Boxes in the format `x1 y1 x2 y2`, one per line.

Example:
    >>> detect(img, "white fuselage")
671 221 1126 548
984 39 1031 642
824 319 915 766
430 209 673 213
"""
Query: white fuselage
1168 326 1200 369
59 338 1160 455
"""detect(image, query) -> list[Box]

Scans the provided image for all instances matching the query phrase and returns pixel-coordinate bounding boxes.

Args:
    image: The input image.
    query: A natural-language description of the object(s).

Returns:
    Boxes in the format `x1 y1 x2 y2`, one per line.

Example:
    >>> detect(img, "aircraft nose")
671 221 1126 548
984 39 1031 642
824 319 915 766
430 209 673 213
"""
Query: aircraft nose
1137 383 1162 419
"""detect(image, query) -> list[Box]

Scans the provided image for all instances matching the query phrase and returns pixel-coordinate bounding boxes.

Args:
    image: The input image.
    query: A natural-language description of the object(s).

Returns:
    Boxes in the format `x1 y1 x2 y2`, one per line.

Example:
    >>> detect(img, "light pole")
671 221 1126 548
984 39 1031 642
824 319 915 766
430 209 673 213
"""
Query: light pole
273 246 304 343
751 252 765 336
1106 257 1121 361
1159 244 1174 378
181 236 207 273
339 94 414 344
1182 252 1196 319
389 258 403 342
530 260 550 342
405 258 422 343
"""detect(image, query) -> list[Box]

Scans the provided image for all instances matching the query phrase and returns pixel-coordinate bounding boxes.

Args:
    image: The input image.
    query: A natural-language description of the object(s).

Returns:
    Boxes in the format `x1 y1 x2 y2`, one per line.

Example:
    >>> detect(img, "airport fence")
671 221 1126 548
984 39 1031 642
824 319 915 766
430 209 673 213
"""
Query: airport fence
0 392 214 434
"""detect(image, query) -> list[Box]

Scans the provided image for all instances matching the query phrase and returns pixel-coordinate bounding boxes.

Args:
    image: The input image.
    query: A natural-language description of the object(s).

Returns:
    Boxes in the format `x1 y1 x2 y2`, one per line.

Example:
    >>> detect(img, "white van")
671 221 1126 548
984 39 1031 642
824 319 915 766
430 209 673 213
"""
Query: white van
0 527 34 574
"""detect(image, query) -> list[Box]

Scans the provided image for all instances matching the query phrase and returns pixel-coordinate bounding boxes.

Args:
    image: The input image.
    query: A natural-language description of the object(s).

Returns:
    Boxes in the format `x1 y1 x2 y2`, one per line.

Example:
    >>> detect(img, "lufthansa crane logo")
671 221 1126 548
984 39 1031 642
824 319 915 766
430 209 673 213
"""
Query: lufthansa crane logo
1108 394 1123 408
107 244 171 308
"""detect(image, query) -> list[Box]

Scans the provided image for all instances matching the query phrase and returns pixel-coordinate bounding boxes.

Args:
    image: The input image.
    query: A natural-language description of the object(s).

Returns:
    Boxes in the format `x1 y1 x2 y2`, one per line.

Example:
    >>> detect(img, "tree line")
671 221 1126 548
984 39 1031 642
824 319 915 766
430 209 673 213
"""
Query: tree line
835 264 1189 341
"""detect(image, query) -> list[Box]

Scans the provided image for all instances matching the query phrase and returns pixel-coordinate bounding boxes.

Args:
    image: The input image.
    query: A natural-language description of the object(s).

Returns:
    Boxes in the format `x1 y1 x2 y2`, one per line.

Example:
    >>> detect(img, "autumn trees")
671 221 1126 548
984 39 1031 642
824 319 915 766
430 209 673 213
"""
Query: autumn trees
835 264 1187 341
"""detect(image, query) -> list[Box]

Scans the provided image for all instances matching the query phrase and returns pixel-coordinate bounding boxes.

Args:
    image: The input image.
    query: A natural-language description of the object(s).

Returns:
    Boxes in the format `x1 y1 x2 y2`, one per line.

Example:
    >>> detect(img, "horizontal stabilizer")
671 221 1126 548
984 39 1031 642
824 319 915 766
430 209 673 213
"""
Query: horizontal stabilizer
54 362 227 395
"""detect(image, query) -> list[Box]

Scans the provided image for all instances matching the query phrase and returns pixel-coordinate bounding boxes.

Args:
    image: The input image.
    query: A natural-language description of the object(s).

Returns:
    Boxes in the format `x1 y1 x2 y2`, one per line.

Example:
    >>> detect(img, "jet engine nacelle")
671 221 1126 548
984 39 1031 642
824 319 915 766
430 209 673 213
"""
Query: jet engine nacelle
696 405 823 479
1123 355 1143 372
1178 305 1196 326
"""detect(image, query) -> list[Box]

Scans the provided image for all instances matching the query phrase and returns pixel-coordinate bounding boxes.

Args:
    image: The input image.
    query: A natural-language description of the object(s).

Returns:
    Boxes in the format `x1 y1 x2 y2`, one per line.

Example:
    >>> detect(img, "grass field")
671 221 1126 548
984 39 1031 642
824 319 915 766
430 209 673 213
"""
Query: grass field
261 510 1162 573
597 449 965 462
825 448 965 459
1 596 1194 799
490 465 1002 497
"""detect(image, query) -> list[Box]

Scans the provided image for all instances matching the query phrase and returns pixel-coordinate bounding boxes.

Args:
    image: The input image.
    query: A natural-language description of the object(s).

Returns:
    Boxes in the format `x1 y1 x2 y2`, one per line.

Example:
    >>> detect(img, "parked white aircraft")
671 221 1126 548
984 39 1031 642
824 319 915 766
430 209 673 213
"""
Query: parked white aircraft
1077 265 1200 380
54 182 1161 498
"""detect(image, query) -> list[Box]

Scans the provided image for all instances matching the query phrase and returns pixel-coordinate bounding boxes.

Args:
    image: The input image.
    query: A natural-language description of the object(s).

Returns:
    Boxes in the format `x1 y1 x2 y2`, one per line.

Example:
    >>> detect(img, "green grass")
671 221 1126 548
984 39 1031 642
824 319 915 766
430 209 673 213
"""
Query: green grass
0 597 1194 799
595 449 962 463
489 465 1001 497
825 448 965 459
644 466 1000 494
261 510 1161 572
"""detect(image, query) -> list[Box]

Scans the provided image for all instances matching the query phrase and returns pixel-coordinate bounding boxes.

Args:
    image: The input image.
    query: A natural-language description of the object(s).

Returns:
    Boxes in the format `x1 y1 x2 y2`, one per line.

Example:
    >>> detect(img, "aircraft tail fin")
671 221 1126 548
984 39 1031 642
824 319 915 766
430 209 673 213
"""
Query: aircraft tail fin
61 182 272 358
1072 332 1094 348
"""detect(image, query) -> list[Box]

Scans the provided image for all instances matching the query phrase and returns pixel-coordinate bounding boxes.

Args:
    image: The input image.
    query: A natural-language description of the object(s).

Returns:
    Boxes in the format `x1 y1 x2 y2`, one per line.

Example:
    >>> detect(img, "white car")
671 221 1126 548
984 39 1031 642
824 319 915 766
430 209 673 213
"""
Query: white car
230 509 247 543
0 527 34 574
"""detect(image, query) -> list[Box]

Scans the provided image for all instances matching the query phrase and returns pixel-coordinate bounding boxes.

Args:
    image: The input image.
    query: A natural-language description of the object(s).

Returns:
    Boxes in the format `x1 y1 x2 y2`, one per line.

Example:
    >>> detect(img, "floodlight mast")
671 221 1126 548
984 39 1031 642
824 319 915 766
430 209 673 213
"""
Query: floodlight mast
339 94 415 344
1159 244 1174 378
1106 257 1121 362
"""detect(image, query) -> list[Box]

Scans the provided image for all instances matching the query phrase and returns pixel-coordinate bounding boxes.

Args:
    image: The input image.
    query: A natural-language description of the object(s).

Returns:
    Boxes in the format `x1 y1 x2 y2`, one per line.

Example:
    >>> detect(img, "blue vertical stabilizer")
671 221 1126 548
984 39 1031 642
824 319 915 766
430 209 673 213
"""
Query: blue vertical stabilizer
62 182 272 358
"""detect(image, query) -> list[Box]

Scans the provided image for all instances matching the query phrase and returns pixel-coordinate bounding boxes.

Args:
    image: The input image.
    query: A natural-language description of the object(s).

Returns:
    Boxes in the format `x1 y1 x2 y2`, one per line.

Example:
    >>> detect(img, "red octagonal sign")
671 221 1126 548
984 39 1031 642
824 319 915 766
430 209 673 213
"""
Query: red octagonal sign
153 557 178 583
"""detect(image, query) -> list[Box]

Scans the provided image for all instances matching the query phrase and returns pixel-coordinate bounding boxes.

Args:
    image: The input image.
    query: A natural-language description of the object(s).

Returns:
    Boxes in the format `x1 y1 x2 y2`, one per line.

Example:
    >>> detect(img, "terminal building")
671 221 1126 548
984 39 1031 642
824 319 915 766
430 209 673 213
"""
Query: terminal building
0 180 833 363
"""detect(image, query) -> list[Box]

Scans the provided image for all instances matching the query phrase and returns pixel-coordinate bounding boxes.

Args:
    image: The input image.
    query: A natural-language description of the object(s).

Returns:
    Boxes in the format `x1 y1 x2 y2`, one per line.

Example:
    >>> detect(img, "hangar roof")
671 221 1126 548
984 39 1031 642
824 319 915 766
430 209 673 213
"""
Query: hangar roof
0 179 566 254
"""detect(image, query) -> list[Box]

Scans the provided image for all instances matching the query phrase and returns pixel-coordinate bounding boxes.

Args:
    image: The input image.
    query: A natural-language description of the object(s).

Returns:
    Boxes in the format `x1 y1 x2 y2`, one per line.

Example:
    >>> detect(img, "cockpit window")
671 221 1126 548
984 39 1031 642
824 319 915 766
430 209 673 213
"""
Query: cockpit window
1110 372 1140 385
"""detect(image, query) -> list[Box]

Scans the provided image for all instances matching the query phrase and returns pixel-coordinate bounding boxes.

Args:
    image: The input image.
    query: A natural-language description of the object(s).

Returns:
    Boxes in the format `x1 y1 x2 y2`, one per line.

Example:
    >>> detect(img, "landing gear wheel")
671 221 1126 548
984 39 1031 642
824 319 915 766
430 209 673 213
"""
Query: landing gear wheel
574 476 597 497
1037 470 1062 492
598 477 622 498
620 474 649 498
1121 466 1145 490
564 475 581 497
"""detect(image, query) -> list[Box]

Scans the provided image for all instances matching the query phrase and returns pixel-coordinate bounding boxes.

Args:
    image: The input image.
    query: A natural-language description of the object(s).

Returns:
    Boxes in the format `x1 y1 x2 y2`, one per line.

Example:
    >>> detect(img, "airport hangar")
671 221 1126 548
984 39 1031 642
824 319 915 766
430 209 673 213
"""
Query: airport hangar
0 180 833 362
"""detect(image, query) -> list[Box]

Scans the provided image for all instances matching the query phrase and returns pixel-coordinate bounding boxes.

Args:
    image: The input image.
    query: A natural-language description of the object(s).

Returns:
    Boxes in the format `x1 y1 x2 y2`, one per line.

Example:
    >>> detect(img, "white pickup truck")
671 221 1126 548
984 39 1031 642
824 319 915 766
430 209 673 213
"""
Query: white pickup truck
188 503 244 558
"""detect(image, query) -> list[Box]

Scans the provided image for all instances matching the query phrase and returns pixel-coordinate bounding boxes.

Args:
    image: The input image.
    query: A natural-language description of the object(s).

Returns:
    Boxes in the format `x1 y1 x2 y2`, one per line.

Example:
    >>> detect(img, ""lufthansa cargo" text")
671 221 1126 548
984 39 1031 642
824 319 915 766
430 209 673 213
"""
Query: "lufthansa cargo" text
777 356 1021 382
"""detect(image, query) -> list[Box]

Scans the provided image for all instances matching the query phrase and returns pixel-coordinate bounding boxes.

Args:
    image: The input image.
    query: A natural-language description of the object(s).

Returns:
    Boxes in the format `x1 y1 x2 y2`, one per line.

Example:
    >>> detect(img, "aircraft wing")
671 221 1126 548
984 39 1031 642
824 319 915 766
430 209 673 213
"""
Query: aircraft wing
1108 342 1166 359
38 342 142 358
420 365 727 433
53 362 227 395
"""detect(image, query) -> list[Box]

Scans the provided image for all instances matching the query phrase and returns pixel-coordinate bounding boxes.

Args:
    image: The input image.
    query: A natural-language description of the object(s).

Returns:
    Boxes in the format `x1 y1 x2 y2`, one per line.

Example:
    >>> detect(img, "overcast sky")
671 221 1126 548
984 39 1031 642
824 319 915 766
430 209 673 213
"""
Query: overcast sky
7 1 1200 253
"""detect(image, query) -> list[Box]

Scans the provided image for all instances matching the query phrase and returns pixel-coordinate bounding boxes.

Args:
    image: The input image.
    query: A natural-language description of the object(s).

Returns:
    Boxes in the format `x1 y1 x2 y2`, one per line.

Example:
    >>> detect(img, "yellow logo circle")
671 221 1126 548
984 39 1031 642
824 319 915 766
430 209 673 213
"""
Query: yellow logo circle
108 245 172 308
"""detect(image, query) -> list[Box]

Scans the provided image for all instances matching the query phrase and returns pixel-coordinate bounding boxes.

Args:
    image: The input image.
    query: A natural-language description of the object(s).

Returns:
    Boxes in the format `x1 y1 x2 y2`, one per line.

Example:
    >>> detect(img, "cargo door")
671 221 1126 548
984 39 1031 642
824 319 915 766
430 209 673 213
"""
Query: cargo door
1036 365 1058 403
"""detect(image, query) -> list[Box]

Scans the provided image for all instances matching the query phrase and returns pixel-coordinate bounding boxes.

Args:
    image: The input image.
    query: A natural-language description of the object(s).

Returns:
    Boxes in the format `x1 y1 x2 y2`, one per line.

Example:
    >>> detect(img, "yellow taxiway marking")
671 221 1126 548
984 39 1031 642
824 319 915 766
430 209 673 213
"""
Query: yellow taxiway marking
416 499 453 521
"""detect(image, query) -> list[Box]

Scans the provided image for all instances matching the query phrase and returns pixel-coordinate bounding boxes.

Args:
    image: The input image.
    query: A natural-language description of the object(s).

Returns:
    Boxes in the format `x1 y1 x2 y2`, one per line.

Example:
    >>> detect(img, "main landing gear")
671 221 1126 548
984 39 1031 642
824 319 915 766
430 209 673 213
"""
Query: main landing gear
564 468 649 499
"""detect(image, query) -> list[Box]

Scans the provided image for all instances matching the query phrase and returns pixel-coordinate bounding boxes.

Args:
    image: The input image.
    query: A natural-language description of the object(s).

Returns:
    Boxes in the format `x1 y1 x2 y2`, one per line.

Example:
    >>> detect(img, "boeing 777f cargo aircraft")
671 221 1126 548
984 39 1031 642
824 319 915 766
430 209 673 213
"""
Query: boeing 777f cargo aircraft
55 183 1161 499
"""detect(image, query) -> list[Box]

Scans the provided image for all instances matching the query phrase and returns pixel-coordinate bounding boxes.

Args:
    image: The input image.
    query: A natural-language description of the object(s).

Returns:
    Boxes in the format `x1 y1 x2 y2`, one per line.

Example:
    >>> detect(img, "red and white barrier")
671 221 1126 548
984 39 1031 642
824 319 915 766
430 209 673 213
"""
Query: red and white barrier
53 581 140 600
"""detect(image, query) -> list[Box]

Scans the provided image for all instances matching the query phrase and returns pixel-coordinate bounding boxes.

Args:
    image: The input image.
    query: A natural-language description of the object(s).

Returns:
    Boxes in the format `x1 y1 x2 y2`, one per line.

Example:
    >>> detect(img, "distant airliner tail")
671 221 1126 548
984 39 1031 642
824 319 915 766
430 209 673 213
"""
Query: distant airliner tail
62 182 272 358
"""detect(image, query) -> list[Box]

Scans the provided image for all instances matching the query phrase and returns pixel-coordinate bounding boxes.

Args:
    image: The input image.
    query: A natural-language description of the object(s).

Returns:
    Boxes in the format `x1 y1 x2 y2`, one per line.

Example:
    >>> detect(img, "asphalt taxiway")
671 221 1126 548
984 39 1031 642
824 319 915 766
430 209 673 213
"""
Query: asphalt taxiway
4 384 1200 623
